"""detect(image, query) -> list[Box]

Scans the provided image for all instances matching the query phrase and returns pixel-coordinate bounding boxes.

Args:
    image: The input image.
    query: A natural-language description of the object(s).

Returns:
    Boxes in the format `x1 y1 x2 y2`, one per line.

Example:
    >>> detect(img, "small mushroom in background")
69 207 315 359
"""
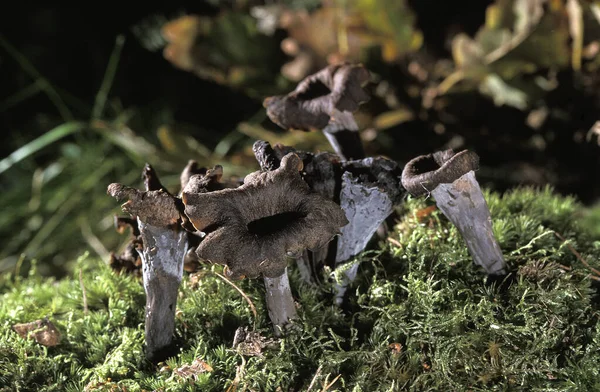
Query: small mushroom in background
401 149 507 276
107 164 188 362
263 63 371 161
253 140 405 302
181 153 348 335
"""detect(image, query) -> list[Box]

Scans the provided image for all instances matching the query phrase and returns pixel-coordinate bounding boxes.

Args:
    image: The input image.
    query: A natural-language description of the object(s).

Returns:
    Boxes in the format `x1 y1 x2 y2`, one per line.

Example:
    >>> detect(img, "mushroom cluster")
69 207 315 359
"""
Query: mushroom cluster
109 153 349 359
107 62 508 363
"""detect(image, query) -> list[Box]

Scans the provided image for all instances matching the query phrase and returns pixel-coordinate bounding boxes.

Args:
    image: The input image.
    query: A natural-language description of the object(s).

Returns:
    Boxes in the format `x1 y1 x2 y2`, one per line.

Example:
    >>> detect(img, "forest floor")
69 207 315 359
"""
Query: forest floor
2 186 600 391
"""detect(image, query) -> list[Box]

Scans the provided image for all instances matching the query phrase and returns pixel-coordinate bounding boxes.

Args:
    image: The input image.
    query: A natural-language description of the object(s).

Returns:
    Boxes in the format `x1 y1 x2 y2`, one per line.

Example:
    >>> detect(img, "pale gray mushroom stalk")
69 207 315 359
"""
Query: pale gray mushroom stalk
332 157 404 303
401 149 507 275
332 170 394 305
107 164 188 362
263 269 297 336
137 219 188 360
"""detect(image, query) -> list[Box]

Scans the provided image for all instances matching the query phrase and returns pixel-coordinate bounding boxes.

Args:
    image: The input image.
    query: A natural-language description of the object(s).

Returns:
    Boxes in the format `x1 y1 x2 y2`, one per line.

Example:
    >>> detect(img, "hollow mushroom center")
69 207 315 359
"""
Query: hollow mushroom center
295 80 331 100
247 210 308 236
411 156 441 174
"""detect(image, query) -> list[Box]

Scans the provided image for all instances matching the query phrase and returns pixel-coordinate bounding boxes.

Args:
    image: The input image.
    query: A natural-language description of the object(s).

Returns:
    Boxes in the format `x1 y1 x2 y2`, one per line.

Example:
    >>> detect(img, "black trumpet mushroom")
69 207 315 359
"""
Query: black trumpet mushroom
401 149 507 276
107 164 188 362
253 140 405 303
263 62 370 161
181 153 349 335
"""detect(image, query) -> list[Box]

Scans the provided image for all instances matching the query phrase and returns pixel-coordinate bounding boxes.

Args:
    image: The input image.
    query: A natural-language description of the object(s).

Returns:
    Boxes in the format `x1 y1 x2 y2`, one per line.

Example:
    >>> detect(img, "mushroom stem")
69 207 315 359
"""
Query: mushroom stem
333 171 394 305
430 171 506 275
137 220 188 362
107 163 189 362
401 149 506 275
323 127 365 161
263 268 297 337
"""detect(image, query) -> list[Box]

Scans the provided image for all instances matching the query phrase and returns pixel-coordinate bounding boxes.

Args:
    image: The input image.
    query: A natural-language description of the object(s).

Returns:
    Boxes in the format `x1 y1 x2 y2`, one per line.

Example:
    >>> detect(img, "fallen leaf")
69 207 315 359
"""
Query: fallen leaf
12 318 61 347
232 326 276 357
415 205 437 223
173 358 214 380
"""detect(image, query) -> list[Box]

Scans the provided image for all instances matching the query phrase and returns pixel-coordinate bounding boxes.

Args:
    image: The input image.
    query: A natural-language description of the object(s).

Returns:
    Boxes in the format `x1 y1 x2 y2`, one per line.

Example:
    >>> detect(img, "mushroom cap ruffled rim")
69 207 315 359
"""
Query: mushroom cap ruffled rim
401 149 480 197
182 153 349 279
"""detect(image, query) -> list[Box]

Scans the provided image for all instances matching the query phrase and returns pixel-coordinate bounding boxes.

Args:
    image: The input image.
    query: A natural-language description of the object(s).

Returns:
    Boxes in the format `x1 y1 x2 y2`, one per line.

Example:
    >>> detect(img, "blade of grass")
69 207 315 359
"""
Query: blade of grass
0 81 43 112
23 160 116 258
0 121 86 175
91 35 125 120
0 34 73 121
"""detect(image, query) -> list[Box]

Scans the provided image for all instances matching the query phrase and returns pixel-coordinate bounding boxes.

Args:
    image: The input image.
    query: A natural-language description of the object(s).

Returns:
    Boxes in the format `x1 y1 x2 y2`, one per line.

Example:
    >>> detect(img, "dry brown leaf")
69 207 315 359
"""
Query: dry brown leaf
12 318 61 347
173 358 214 380
232 326 276 357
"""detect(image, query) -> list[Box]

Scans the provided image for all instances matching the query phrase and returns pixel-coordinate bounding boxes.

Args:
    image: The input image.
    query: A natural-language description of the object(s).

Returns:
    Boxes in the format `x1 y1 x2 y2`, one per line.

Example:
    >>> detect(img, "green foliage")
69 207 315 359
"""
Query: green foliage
440 0 600 109
0 35 255 277
1 187 600 391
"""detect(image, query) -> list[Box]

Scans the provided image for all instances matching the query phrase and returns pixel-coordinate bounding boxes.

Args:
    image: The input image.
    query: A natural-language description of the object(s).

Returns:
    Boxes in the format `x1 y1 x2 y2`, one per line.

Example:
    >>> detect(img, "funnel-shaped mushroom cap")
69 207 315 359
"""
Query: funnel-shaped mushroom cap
182 153 349 279
401 149 480 197
263 63 370 132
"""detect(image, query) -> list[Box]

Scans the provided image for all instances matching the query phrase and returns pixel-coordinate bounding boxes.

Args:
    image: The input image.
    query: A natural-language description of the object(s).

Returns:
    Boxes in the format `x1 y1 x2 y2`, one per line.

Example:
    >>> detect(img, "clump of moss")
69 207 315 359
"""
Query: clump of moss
1 185 599 391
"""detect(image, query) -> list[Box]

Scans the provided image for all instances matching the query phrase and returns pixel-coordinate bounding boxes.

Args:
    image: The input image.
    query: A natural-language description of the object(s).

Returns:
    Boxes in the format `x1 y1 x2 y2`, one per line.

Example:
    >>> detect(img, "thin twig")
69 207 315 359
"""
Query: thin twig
322 374 342 391
78 268 88 315
213 271 258 321
306 365 322 392
554 231 600 277
225 356 246 392
557 264 572 271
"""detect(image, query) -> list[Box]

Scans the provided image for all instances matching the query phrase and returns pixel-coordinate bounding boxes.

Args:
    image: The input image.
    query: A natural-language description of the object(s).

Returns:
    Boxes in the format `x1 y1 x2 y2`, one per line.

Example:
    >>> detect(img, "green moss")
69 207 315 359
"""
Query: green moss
1 186 599 391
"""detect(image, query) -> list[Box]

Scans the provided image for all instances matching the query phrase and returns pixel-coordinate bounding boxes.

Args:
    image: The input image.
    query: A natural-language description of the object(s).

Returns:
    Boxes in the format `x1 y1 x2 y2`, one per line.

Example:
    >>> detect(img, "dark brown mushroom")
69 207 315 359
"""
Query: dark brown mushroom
263 63 370 161
181 163 227 271
179 160 208 195
182 152 349 334
253 140 405 299
107 164 188 362
401 149 507 275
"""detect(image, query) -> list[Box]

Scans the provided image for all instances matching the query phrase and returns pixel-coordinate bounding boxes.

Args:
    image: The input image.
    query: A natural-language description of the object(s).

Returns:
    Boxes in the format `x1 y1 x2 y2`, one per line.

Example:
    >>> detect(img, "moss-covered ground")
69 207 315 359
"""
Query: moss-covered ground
1 186 600 391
